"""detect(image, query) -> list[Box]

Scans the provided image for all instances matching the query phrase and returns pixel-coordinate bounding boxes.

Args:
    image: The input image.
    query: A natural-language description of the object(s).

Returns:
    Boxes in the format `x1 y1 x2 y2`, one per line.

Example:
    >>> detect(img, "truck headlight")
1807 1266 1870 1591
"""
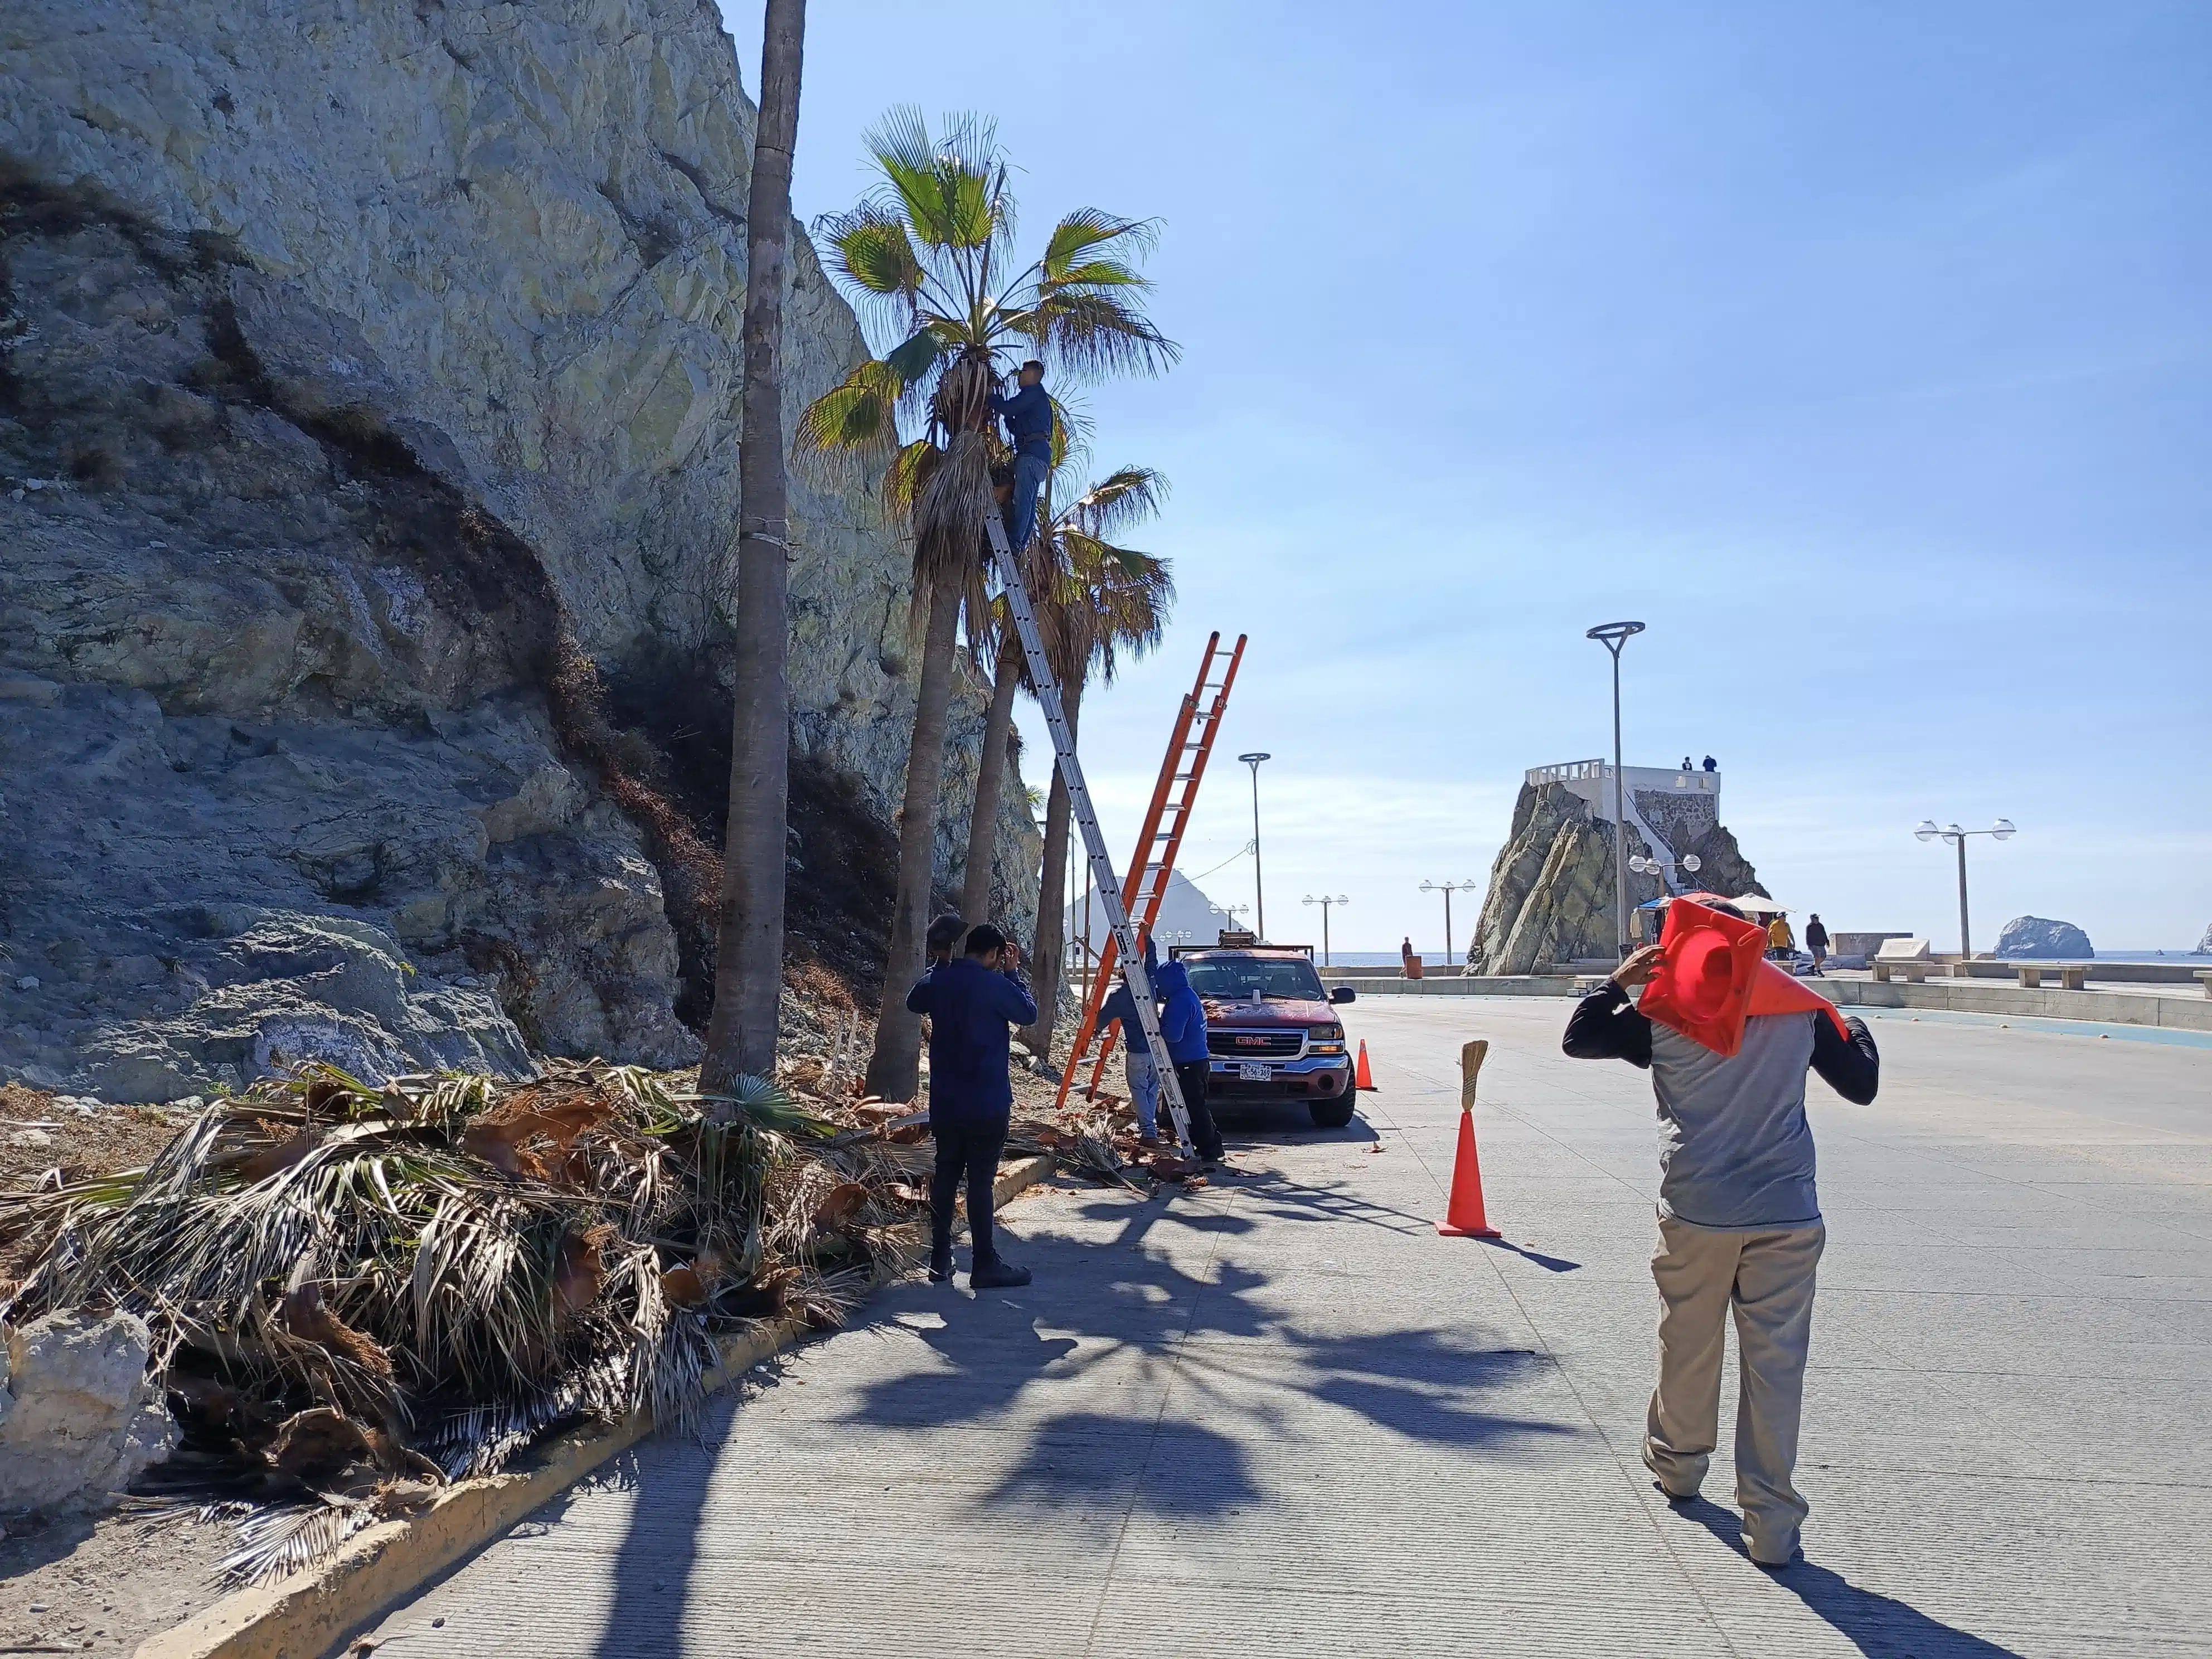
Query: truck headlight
1308 1024 1343 1041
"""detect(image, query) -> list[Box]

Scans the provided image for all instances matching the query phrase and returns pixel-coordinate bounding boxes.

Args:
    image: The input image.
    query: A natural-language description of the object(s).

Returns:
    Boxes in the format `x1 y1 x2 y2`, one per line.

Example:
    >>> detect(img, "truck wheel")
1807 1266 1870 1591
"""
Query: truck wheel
1308 1094 1358 1130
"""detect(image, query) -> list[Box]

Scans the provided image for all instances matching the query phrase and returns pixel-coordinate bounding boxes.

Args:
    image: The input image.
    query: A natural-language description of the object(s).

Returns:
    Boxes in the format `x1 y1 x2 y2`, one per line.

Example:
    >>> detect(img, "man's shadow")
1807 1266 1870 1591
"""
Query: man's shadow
1675 1496 2026 1657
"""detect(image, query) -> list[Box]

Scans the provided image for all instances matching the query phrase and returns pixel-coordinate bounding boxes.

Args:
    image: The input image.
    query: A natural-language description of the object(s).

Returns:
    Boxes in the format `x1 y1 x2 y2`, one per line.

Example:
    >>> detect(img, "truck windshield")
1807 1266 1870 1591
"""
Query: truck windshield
1185 957 1327 1002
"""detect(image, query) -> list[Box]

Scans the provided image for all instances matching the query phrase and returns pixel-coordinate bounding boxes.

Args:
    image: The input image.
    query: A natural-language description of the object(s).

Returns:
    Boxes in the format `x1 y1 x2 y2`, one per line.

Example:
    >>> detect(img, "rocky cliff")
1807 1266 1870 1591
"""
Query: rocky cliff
0 0 1040 1099
1467 783 1765 973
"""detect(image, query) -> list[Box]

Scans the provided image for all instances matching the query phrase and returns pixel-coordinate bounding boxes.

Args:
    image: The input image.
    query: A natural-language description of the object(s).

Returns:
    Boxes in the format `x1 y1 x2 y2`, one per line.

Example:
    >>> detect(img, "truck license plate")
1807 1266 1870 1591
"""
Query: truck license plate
1238 1063 1271 1081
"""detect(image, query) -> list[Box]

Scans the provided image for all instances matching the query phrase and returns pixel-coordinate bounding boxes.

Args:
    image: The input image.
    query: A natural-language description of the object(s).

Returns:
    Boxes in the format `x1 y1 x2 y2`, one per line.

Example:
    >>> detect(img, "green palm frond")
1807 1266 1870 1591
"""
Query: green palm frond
1069 464 1169 542
866 106 1008 253
795 358 906 468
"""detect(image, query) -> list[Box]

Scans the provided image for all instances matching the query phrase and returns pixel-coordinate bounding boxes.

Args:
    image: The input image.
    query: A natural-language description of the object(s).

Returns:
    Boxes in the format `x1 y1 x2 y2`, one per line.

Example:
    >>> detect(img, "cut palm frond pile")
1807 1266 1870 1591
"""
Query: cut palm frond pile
0 1060 926 1581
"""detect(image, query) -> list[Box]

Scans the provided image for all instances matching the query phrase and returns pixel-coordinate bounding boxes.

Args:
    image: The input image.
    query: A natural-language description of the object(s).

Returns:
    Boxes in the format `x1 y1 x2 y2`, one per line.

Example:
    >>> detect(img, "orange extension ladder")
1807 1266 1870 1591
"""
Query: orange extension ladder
1053 630 1248 1113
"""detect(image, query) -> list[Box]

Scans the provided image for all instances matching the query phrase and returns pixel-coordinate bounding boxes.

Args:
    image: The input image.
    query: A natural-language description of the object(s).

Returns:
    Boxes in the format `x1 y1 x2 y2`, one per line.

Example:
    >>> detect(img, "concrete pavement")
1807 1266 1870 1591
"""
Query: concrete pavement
359 998 2211 1657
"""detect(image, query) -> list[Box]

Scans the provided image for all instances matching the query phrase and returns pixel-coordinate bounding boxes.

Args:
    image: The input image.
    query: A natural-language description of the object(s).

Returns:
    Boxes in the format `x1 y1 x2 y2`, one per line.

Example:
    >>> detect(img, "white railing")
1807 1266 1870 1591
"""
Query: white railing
1528 760 1719 792
1526 759 1608 785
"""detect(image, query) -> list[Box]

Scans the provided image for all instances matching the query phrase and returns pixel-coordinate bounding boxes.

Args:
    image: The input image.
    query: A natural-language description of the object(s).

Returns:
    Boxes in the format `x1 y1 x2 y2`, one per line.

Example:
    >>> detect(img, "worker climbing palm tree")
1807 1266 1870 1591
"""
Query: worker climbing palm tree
990 360 1055 550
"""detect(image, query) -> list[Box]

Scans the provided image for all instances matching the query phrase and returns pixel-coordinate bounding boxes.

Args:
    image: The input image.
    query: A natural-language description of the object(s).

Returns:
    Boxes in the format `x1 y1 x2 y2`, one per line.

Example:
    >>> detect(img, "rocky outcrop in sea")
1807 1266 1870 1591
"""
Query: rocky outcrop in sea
1994 916 2094 959
0 0 1040 1099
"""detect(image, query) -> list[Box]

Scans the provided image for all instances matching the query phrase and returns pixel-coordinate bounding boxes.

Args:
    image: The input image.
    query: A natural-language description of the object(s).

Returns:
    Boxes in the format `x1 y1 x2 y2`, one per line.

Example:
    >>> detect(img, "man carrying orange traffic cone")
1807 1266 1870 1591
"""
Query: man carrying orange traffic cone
1563 895 1880 1569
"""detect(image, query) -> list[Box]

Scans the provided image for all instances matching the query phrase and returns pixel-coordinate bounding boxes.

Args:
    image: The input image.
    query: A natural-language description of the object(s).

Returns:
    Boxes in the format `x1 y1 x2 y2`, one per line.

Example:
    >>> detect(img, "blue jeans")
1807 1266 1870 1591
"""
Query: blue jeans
1006 448 1050 551
1126 1044 1159 1138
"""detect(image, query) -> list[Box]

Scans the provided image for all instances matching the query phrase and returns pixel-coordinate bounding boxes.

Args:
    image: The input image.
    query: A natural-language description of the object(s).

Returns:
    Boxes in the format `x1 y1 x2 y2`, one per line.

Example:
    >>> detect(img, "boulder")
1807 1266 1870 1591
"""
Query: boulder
0 1311 178 1513
1994 916 2094 960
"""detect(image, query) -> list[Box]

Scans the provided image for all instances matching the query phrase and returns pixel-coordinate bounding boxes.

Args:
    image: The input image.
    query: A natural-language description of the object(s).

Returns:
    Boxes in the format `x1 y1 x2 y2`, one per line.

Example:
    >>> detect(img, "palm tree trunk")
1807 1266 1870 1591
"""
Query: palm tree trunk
863 565 965 1101
958 633 1022 928
700 0 804 1093
1021 676 1082 1056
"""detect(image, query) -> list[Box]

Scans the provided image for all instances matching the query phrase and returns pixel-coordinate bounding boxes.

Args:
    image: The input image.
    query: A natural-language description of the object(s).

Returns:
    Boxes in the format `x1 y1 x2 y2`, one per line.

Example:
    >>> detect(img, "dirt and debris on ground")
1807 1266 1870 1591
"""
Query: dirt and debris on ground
0 1502 235 1656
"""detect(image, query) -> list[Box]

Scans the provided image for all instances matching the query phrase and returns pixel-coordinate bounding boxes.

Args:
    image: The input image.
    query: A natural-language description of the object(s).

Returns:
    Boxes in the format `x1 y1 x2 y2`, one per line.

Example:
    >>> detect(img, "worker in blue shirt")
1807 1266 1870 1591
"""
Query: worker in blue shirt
905 924 1040 1288
1153 959 1226 1165
987 359 1054 552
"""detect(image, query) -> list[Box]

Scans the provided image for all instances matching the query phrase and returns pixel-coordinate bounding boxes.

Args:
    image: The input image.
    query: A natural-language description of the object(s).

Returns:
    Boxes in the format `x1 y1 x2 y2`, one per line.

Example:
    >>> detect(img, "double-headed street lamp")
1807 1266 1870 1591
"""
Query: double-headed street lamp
1302 894 1349 966
1238 752 1272 940
1587 620 1647 963
1418 879 1478 964
1626 853 1698 940
1915 818 2016 958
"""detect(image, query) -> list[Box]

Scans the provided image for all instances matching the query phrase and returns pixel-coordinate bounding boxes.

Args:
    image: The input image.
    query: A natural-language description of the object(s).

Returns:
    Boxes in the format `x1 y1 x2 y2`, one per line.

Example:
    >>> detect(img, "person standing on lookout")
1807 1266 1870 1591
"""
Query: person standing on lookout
1561 898 1880 1568
906 924 1039 1289
988 360 1054 551
1804 914 1830 976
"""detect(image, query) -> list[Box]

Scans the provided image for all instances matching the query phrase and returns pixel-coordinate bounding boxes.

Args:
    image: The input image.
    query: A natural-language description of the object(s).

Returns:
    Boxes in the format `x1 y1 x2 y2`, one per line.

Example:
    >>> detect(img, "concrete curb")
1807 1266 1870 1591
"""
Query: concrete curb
133 1152 1059 1659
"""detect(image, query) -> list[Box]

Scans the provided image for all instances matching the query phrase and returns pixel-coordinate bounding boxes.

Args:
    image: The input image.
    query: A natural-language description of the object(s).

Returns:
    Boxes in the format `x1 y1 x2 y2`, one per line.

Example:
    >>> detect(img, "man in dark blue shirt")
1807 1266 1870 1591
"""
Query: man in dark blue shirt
987 360 1054 552
905 923 1040 1288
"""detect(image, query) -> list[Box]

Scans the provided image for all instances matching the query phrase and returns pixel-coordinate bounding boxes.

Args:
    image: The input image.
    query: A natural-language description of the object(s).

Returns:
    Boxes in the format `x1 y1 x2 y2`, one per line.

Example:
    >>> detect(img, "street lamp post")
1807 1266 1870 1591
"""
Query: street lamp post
1302 894 1349 966
1418 879 1479 963
1586 621 1647 963
1238 752 1272 940
1626 853 1697 943
1914 819 2016 958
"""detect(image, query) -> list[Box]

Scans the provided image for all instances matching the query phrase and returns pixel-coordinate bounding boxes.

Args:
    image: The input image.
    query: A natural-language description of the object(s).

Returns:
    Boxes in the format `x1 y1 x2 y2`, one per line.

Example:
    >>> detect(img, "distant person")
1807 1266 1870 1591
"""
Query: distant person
1100 935 1164 1147
988 360 1054 552
1767 914 1794 960
1702 755 1718 773
1682 756 1695 772
1153 956 1226 1165
1401 935 1424 979
1804 914 1829 976
905 924 1039 1289
1563 901 1880 1568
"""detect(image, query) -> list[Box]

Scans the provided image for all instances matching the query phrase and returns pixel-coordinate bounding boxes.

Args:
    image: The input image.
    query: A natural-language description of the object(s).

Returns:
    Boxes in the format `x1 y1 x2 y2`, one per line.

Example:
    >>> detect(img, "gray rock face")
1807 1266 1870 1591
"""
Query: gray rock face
2200 920 2212 955
0 1310 178 1514
1467 783 1768 974
0 0 1040 1095
1995 916 2094 959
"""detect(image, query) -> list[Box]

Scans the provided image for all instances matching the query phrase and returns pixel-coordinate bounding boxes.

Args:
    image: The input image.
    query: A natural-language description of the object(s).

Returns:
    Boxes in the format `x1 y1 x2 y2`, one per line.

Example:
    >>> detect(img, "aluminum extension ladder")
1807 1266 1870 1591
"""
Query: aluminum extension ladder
1054 631 1246 1113
981 505 1197 1150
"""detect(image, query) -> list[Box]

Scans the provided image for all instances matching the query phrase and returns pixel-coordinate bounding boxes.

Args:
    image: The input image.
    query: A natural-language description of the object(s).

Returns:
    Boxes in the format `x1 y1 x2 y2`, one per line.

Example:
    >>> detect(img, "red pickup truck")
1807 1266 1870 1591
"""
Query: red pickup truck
1171 939 1361 1129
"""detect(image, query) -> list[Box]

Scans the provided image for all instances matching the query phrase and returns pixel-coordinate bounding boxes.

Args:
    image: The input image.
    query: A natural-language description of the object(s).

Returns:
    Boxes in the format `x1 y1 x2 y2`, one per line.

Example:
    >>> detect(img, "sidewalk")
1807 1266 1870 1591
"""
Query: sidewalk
358 998 2210 1657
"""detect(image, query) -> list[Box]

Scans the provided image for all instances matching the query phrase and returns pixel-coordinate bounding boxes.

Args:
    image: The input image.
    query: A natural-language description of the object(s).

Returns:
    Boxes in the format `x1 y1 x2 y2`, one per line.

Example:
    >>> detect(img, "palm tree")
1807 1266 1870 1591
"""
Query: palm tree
1017 468 1174 1057
799 109 1175 1103
701 0 806 1092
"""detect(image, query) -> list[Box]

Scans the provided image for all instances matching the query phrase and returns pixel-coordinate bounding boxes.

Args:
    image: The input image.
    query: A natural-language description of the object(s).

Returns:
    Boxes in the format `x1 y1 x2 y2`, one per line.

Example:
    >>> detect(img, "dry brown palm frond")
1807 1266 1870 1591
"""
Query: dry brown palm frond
3 1056 928 1585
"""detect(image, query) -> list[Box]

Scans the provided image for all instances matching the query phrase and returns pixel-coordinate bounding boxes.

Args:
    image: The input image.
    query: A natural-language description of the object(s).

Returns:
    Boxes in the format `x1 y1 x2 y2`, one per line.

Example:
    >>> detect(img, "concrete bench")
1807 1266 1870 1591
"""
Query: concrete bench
1870 960 1933 984
2196 969 2212 998
2012 963 2088 991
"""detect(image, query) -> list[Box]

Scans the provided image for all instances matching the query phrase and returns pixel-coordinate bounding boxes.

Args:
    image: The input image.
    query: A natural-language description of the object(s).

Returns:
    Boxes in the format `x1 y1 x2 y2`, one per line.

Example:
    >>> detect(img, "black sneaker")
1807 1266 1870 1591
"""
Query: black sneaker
969 1258 1032 1289
928 1249 953 1283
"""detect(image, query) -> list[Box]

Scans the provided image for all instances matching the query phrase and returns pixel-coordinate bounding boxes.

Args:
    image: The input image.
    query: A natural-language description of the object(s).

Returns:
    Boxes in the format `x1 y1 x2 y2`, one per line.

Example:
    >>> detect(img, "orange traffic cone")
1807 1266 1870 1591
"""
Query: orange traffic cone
1435 1107 1500 1238
1355 1040 1376 1091
1437 1036 1499 1238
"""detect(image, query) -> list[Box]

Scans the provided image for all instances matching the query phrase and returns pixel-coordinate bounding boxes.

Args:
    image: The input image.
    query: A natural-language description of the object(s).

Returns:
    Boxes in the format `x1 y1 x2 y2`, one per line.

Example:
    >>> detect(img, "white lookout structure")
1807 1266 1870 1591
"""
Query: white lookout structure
1526 760 1723 897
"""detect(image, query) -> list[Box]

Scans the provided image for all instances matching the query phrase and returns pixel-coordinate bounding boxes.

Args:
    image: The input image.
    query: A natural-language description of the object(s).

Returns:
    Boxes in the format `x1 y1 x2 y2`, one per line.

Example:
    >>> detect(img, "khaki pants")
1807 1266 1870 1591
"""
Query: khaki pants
1643 1216 1825 1564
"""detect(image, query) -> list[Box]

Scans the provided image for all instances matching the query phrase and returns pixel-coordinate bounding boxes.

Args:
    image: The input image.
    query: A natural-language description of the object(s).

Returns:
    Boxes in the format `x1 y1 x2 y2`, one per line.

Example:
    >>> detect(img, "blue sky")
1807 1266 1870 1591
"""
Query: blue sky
722 1 2211 953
